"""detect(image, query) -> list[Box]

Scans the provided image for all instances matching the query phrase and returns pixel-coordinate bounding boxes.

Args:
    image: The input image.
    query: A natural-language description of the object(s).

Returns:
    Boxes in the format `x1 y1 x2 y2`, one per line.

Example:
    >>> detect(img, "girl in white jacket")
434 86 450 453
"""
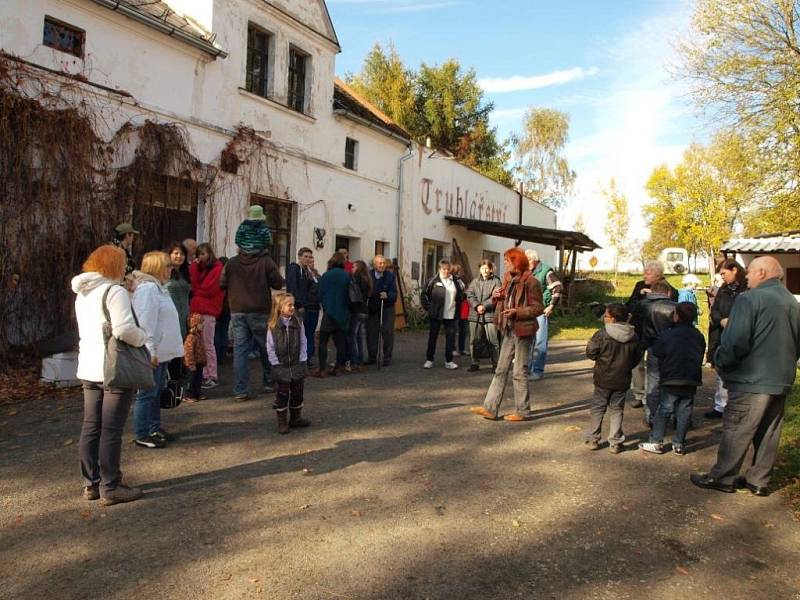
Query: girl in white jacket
131 251 184 448
73 245 147 506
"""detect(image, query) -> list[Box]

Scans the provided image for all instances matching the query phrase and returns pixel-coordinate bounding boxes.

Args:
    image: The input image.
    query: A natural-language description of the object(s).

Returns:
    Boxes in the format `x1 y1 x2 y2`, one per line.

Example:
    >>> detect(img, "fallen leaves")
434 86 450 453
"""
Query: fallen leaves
62 438 74 447
710 513 724 521
350 509 361 517
564 425 581 432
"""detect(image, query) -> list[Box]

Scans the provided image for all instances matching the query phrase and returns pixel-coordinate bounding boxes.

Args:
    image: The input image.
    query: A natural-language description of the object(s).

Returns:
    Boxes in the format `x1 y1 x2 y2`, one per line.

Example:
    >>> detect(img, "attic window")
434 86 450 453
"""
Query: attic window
43 16 85 58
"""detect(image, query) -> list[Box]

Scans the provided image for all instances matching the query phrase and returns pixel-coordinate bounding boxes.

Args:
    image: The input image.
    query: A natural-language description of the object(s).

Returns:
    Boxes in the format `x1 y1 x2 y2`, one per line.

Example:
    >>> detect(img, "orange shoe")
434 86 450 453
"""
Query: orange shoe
469 406 498 420
503 414 531 422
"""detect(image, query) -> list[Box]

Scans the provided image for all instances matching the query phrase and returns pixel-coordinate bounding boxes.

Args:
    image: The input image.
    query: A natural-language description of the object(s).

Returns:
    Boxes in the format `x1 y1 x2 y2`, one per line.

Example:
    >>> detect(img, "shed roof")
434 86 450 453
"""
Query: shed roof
721 232 800 254
445 216 601 252
333 79 412 141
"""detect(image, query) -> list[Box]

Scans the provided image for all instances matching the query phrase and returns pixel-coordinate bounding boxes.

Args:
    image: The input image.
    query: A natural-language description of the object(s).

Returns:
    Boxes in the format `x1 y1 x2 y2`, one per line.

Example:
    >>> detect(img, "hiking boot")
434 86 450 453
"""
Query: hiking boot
99 484 143 506
83 485 99 501
467 364 479 372
289 407 311 428
585 439 601 451
638 442 665 454
134 434 165 449
277 410 290 435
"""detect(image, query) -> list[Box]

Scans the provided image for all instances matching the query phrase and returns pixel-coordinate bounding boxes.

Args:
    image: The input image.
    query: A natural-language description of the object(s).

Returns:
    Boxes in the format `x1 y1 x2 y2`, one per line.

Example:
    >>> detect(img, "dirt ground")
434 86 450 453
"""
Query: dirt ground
2 331 799 600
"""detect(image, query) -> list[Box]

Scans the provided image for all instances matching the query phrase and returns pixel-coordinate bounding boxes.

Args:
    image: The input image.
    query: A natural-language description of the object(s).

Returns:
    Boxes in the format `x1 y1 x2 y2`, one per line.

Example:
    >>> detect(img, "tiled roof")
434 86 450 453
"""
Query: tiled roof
333 78 412 141
721 233 800 253
90 0 226 56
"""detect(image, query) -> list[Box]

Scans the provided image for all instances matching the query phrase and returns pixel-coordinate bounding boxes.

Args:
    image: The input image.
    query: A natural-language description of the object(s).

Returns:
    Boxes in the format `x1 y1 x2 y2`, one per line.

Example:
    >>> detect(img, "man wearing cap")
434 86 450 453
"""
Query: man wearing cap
112 223 139 289
220 205 283 401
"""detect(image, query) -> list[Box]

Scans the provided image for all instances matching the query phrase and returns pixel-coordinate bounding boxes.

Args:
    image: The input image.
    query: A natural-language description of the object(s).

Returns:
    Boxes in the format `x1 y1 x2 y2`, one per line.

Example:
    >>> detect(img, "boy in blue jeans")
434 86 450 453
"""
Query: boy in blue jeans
639 302 706 456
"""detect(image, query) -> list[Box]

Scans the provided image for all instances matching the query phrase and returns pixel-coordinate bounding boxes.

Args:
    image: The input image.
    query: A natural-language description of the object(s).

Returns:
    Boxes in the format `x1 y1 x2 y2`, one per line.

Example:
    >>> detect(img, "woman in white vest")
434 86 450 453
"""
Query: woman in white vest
72 245 148 506
132 251 184 449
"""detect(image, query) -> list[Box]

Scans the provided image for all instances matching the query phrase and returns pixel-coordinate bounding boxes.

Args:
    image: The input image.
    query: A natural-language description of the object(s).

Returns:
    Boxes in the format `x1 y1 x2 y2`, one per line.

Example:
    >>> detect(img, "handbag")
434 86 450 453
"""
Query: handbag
472 314 493 360
160 378 184 409
101 285 155 390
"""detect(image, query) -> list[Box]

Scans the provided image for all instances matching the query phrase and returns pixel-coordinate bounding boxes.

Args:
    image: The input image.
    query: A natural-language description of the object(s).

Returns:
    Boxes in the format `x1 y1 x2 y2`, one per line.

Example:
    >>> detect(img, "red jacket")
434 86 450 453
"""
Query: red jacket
189 260 224 318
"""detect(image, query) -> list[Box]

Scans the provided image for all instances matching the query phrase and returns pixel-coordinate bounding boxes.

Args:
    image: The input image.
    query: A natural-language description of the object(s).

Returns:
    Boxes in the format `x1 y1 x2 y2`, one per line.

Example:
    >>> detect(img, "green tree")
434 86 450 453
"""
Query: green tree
680 0 800 229
512 108 576 208
346 42 417 134
603 179 630 284
347 46 512 185
643 132 757 271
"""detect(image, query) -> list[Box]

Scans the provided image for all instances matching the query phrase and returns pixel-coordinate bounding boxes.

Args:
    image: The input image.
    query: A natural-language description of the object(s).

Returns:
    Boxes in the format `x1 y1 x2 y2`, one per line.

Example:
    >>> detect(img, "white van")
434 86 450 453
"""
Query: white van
659 247 689 274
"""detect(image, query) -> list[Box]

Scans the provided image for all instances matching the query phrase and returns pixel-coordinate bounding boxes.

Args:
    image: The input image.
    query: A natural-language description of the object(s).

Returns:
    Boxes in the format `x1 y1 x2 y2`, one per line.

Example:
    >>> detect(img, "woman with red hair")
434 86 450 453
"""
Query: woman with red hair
471 247 544 421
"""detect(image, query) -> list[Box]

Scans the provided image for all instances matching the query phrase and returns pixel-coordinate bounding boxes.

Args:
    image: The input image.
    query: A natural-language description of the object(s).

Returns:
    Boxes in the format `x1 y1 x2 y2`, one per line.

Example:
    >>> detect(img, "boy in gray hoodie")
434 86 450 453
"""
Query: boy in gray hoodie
585 303 641 453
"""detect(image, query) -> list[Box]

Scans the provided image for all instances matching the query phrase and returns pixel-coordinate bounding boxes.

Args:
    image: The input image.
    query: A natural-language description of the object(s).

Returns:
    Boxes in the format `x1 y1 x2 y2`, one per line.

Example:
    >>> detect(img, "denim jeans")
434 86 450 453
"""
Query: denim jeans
644 353 661 424
587 386 626 445
650 388 695 447
482 331 532 417
232 312 272 396
528 314 548 376
79 381 134 495
304 309 320 360
349 312 368 365
426 318 456 362
134 362 167 439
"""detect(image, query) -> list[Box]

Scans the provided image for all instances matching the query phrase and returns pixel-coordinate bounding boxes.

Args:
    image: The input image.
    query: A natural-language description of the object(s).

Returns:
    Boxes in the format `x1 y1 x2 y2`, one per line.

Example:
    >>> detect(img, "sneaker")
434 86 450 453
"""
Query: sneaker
247 352 258 360
586 439 600 451
609 444 624 454
234 393 251 402
83 485 99 501
99 484 143 507
638 442 665 454
444 362 459 370
452 351 461 358
423 360 434 369
673 445 686 456
467 364 479 372
153 428 175 442
134 434 165 449
528 372 544 381
704 409 724 419
201 378 218 390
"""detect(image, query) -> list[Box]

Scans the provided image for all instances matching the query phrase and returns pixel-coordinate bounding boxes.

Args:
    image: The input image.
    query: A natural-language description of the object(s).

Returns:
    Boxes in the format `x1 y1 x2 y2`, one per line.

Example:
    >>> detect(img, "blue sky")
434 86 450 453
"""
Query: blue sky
327 0 709 257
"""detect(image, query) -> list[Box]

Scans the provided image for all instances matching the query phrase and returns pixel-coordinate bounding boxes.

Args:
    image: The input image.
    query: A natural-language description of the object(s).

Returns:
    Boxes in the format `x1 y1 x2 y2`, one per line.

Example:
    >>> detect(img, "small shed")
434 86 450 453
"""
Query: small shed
721 230 800 299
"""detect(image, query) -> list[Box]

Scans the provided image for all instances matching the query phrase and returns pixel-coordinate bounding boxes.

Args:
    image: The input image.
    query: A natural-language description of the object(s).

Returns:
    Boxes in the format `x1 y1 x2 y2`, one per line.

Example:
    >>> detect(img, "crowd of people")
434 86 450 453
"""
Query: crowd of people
73 215 799 507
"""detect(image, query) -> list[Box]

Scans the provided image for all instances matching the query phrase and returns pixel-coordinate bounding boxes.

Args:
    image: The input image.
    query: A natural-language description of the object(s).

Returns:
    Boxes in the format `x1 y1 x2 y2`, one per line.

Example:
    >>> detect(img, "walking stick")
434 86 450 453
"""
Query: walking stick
377 299 384 370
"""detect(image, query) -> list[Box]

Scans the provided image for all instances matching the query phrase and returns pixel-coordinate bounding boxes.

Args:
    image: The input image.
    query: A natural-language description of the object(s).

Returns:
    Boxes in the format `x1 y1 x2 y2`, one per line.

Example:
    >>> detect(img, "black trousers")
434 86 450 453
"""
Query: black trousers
79 381 134 495
187 368 204 399
426 318 456 362
457 318 469 353
367 303 395 362
318 314 348 368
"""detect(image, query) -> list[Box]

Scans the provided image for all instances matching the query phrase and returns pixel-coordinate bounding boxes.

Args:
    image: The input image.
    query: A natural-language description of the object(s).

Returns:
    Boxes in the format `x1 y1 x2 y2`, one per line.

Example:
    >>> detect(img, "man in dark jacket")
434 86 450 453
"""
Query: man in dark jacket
466 260 502 371
585 303 641 453
634 281 677 425
286 247 313 319
366 255 397 367
626 261 679 407
220 249 285 400
692 257 800 495
639 302 705 455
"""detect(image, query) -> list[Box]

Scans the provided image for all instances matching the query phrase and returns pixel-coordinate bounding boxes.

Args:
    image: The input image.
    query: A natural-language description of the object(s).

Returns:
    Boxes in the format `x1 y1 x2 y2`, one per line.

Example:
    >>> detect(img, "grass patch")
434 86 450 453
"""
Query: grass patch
551 272 711 341
775 375 800 518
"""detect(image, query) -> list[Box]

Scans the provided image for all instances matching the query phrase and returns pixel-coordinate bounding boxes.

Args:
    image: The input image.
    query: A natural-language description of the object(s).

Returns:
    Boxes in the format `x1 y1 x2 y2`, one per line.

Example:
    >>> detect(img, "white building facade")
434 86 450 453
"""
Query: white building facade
1 0 557 343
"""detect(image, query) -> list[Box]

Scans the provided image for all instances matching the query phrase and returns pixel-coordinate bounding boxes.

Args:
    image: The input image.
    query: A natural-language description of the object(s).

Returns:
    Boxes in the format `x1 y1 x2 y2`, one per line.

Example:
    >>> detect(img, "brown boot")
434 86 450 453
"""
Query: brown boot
99 484 143 506
289 407 311 428
469 406 498 420
277 410 290 434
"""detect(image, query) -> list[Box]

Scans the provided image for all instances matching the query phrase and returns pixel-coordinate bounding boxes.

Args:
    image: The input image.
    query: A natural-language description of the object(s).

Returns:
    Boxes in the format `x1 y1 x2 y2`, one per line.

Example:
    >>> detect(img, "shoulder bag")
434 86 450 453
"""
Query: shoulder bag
102 285 155 390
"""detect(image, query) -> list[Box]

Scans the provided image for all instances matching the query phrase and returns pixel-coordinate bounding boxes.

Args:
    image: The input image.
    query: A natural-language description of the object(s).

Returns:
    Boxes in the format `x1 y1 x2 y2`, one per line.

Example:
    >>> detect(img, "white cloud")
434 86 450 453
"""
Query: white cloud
479 67 599 93
555 3 700 268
